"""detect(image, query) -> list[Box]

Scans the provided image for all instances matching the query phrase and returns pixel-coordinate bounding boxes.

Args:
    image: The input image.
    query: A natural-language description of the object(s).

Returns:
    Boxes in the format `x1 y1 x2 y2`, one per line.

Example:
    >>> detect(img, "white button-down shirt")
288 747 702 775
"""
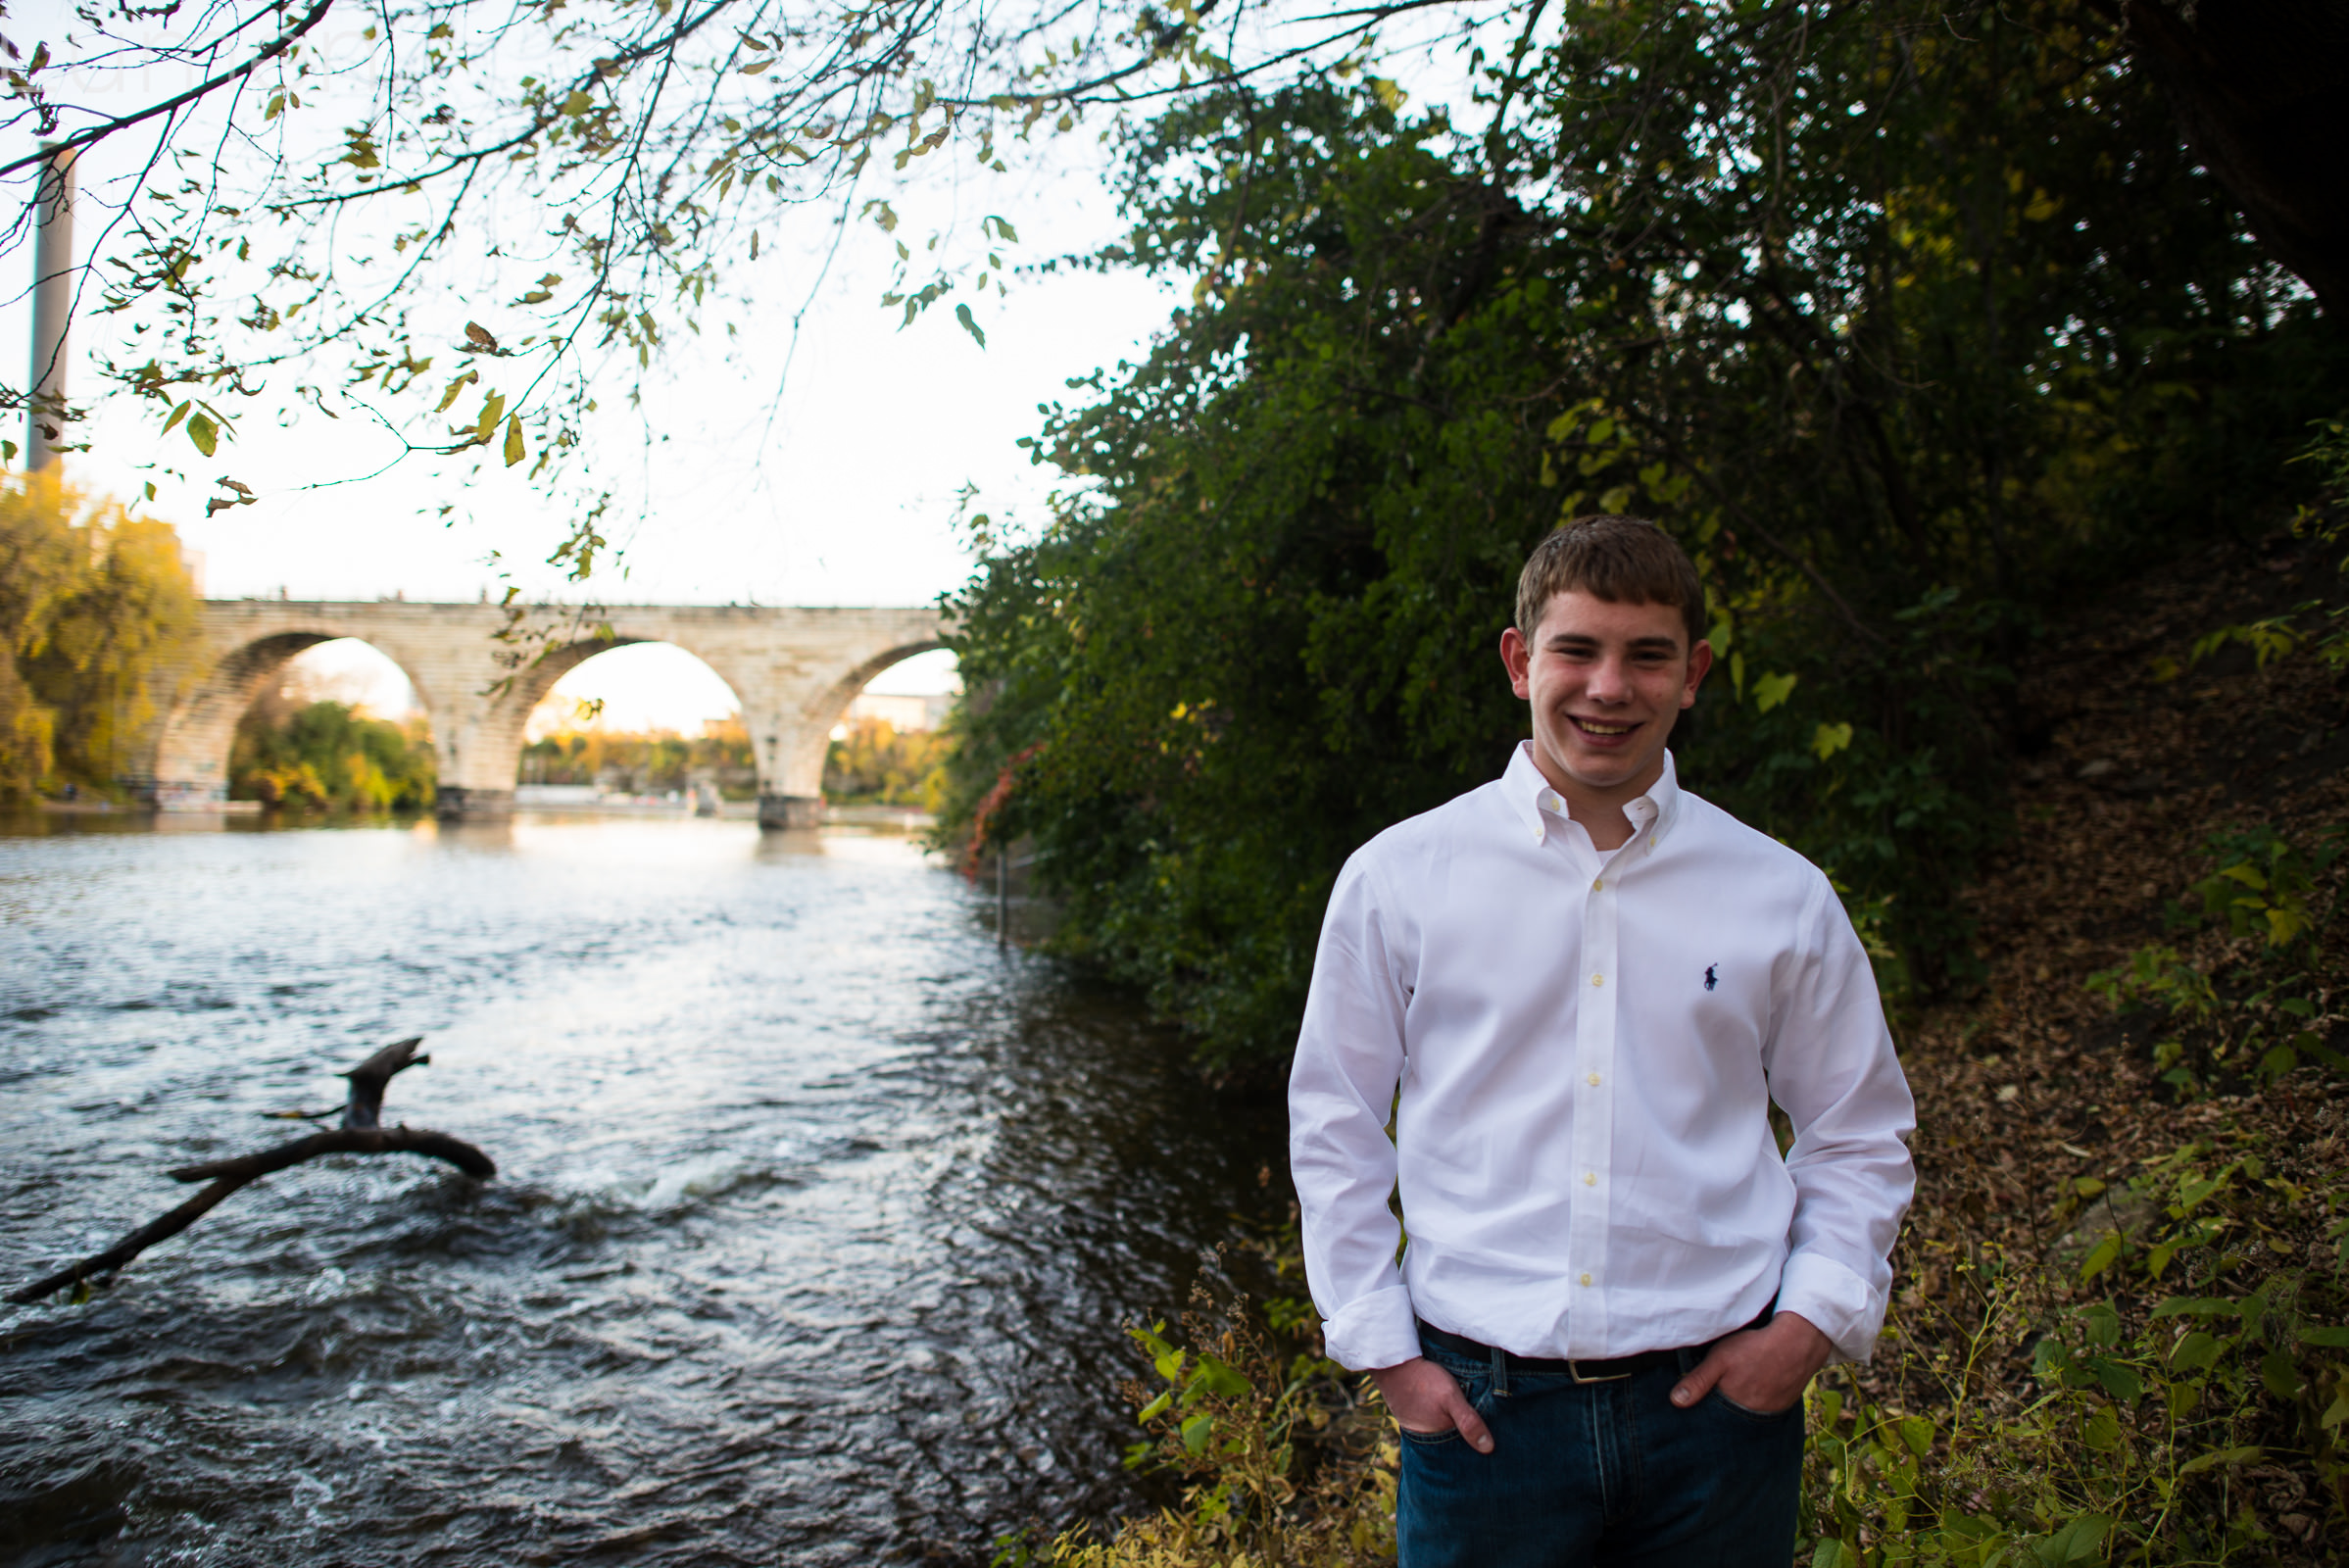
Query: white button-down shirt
1289 744 1915 1372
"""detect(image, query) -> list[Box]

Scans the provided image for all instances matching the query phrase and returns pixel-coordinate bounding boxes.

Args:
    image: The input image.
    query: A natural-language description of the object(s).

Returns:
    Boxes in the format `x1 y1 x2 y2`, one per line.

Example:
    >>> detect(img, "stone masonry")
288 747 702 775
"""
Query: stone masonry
136 600 948 826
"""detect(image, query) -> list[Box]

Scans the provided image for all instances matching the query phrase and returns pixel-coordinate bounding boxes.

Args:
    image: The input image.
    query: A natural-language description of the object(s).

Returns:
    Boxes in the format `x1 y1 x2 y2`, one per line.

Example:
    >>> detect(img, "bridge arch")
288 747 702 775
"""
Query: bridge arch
145 601 951 823
773 637 951 808
510 641 750 802
148 623 436 809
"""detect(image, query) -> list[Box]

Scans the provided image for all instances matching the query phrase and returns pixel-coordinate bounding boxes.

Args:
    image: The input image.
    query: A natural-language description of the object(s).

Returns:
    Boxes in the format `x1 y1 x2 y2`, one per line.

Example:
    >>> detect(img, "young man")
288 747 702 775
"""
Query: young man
1289 516 1915 1567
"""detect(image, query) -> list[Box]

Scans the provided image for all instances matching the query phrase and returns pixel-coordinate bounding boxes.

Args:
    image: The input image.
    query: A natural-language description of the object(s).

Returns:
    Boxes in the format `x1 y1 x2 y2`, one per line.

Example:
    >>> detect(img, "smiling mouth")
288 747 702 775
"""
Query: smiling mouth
1570 717 1639 737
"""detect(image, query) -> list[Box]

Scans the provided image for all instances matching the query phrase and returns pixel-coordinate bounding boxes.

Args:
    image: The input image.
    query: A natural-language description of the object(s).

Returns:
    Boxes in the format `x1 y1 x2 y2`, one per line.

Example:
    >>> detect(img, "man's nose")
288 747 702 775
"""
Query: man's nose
1585 656 1633 702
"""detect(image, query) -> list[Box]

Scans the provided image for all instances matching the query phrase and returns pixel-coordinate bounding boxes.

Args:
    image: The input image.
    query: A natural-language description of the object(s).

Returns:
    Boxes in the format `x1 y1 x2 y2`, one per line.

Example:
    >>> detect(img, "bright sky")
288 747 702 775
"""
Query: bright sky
3 3 1504 731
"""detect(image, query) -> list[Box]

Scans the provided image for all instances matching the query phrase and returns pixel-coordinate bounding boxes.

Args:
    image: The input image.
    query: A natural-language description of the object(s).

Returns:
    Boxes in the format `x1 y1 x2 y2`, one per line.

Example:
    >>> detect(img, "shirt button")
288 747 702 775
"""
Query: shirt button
1587 1072 1601 1086
1580 1272 1593 1287
1591 877 1603 892
1584 1172 1597 1186
1590 973 1604 988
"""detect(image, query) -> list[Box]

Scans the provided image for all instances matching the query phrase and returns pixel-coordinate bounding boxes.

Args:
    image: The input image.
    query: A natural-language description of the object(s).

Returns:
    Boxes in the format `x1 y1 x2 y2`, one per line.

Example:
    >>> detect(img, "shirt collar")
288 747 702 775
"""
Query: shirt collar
1502 742 1684 852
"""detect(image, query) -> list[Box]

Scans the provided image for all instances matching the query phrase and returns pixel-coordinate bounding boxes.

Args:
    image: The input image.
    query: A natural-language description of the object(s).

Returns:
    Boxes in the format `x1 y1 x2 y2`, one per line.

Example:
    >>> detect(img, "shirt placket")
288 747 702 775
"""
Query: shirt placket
1566 835 1621 1356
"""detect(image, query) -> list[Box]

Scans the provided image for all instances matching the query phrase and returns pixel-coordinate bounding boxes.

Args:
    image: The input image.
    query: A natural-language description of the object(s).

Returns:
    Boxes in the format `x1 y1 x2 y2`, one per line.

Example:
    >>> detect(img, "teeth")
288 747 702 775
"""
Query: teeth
1578 721 1632 735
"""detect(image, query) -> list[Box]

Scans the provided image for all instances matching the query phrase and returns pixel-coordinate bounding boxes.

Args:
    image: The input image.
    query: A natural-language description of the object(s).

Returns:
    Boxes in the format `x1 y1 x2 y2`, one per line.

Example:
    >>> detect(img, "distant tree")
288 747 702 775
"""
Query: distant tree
230 694 435 809
0 470 196 801
824 715 946 807
520 715 751 795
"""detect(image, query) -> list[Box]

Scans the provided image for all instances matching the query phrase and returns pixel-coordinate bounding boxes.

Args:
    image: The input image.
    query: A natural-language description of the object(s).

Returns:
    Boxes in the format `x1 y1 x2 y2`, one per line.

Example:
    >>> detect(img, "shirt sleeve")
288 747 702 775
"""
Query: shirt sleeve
1761 875 1918 1364
1288 853 1422 1372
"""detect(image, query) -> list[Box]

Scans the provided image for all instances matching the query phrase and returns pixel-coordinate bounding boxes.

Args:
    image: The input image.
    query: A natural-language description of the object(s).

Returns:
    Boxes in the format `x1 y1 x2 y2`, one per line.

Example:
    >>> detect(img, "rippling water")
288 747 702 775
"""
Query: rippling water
0 814 1285 1566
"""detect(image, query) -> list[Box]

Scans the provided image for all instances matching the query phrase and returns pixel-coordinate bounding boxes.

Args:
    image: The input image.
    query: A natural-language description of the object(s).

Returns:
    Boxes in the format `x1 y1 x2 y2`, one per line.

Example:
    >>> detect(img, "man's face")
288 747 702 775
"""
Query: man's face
1499 590 1712 806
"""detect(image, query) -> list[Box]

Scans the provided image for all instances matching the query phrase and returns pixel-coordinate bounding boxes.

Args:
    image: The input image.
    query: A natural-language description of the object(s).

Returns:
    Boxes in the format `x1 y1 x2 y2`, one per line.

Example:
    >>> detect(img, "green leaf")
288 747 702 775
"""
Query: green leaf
504 414 525 467
2033 1514 2109 1564
955 303 987 350
2260 1350 2302 1399
2082 1405 2122 1450
2154 1296 2240 1319
2296 1325 2349 1347
2091 1358 2144 1400
1135 1391 1172 1423
1180 1413 1213 1454
1811 721 1854 760
2178 1445 2263 1475
161 400 191 435
1194 1353 1249 1399
2169 1331 2222 1372
1752 670 1799 712
186 413 218 457
2080 1233 2121 1281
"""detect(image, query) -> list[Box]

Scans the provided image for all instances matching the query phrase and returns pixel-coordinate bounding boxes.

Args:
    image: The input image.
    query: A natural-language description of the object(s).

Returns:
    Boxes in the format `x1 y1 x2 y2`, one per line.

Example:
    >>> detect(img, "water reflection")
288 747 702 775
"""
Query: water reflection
0 813 1282 1566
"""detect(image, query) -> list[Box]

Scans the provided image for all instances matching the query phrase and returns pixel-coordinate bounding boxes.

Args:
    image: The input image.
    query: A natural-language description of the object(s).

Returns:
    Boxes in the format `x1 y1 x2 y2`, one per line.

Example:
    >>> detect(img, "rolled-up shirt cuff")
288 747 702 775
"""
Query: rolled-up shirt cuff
1776 1251 1885 1364
1320 1285 1421 1371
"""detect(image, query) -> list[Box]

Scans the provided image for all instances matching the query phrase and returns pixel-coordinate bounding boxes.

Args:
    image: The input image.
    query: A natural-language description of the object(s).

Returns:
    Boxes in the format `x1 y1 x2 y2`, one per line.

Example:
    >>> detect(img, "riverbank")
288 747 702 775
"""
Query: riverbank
1041 528 2349 1565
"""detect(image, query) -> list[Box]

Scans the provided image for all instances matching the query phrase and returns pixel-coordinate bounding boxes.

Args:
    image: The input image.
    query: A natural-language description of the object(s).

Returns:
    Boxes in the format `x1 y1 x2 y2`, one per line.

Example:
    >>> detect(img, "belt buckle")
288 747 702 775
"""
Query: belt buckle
1568 1358 1629 1385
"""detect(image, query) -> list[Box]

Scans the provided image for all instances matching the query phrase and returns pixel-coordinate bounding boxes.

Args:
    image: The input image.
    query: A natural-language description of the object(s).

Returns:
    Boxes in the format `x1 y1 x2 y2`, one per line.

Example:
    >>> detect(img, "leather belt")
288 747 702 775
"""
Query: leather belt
1415 1304 1772 1386
1416 1320 1680 1384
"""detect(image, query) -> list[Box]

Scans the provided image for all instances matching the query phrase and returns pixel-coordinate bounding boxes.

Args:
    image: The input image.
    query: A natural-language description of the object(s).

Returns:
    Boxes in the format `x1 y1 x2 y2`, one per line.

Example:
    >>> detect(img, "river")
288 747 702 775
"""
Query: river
0 813 1287 1566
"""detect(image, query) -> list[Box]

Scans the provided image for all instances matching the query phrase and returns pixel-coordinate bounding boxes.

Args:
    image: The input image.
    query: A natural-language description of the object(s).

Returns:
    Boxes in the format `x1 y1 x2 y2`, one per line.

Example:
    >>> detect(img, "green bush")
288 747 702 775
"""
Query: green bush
1804 1139 2349 1565
230 699 435 811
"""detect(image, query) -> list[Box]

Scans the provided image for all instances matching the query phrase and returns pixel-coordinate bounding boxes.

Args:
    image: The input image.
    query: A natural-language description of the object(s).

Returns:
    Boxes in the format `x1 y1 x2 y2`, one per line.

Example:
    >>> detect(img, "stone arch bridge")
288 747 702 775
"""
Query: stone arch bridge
140 600 950 826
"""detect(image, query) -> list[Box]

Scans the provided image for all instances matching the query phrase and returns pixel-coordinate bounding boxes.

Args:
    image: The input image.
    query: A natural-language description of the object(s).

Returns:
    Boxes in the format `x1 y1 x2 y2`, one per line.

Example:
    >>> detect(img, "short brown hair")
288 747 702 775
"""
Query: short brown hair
1516 515 1706 647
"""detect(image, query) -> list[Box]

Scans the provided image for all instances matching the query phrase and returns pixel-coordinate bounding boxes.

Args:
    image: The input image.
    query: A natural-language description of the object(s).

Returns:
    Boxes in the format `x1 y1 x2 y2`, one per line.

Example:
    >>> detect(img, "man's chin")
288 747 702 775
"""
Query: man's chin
1544 745 1659 794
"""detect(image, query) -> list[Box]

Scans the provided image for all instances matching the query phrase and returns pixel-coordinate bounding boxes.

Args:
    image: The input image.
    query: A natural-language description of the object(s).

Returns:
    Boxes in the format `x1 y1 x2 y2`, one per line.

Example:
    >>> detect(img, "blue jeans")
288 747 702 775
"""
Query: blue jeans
1396 1327 1804 1568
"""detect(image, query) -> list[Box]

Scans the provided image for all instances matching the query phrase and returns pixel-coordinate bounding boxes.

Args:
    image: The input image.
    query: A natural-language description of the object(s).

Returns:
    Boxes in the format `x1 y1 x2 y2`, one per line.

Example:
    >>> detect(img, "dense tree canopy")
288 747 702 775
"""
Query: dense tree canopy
0 470 196 799
939 0 2349 1067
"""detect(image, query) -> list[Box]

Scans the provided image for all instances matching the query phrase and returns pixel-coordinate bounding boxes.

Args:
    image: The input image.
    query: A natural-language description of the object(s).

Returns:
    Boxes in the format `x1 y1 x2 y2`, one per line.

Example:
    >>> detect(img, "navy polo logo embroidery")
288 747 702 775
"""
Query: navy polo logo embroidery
1703 964 1718 991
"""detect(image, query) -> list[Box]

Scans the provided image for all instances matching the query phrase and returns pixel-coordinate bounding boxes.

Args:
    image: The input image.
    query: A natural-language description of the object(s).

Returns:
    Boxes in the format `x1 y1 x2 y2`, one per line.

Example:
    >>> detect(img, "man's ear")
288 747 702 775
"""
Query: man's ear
1681 639 1714 709
1500 625 1533 700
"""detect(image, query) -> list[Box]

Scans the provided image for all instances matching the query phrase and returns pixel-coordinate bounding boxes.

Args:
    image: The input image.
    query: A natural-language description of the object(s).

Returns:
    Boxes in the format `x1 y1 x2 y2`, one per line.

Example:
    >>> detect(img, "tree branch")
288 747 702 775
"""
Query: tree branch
0 0 336 182
7 1039 494 1306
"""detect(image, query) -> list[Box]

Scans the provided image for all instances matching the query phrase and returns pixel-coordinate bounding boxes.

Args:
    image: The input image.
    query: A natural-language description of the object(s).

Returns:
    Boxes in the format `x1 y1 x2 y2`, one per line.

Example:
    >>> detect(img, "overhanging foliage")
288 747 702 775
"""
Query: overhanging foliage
940 0 2349 1067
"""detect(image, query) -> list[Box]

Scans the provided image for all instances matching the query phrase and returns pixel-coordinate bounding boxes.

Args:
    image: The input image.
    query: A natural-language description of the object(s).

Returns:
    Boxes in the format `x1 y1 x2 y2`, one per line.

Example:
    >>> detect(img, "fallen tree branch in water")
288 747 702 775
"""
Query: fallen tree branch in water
7 1038 495 1306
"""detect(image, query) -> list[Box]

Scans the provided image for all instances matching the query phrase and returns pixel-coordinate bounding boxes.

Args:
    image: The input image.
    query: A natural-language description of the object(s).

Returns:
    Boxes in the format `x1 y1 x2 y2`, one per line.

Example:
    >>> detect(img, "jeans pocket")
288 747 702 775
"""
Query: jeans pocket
1399 1422 1462 1447
1708 1387 1802 1420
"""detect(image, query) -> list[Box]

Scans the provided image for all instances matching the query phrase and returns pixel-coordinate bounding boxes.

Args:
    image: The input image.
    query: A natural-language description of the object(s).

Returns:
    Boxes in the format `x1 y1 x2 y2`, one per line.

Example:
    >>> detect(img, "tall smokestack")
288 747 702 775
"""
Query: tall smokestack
27 145 75 472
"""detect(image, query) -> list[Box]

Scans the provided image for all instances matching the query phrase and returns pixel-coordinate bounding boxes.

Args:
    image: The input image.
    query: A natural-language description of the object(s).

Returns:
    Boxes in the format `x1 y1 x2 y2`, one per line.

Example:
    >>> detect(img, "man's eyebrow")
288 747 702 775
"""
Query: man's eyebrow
1542 632 1685 651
